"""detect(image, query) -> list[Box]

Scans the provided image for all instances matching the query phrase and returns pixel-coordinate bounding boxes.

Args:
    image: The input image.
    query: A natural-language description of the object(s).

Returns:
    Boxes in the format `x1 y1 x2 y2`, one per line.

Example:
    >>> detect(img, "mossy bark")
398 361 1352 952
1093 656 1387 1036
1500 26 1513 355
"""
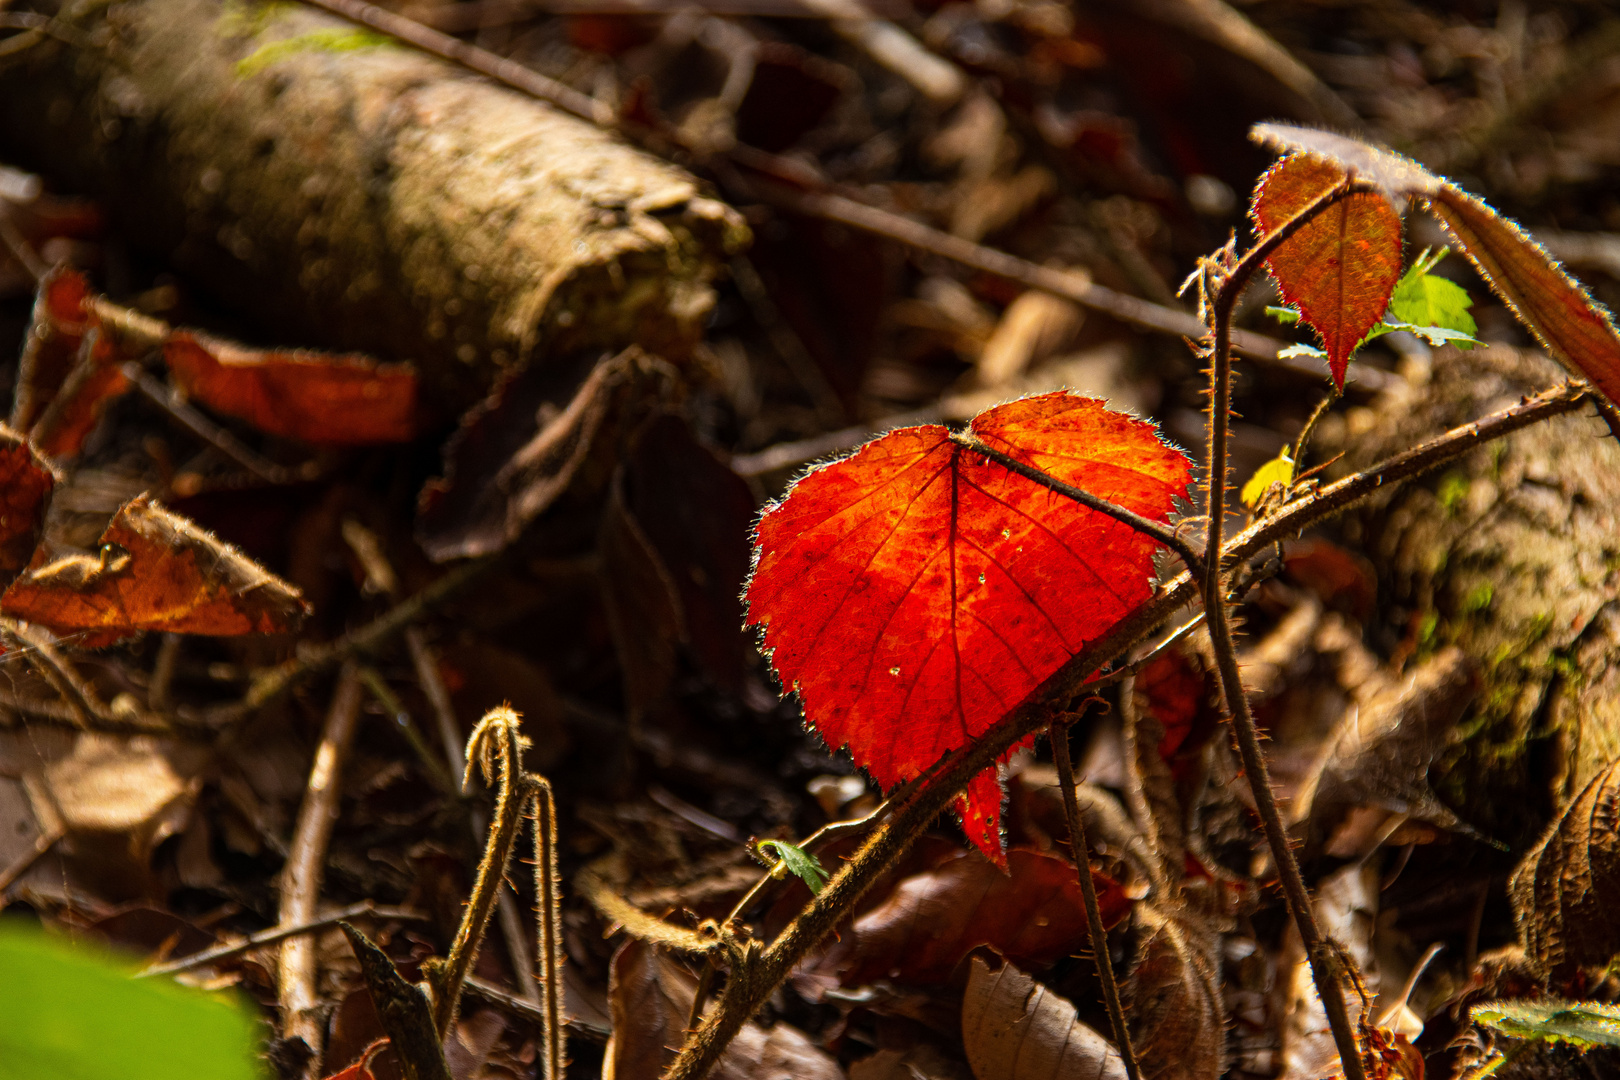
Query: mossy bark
1340 346 1620 845
0 0 747 410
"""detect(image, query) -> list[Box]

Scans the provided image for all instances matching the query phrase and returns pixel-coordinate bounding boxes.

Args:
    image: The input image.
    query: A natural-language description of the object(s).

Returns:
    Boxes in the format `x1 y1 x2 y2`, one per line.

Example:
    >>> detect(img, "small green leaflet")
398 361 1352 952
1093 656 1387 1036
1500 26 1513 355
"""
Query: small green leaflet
1473 999 1620 1048
1268 249 1481 365
758 839 829 894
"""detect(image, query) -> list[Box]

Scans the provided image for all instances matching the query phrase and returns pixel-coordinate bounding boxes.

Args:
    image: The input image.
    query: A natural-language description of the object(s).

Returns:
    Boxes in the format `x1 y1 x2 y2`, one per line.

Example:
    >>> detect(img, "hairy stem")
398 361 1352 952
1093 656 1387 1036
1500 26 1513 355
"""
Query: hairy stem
430 707 529 1035
1050 716 1141 1080
1200 181 1370 1080
530 775 567 1080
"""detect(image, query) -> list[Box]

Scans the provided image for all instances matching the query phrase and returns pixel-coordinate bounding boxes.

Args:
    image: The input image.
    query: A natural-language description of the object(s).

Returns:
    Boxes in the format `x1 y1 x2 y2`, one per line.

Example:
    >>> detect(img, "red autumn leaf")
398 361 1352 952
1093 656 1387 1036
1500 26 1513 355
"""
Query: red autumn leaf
13 266 99 434
0 426 55 587
31 326 133 460
163 331 417 446
808 847 1130 987
1 494 309 647
747 392 1191 861
1135 645 1218 762
1251 154 1405 390
1428 187 1620 406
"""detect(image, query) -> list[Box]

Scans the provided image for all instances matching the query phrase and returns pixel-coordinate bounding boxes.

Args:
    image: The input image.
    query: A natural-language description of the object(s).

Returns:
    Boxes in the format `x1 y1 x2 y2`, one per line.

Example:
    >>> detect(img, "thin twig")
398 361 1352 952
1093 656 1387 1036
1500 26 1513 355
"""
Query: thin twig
138 902 426 978
212 557 497 726
1086 614 1206 691
124 363 295 484
1201 179 1370 1080
279 663 365 1076
357 665 459 796
0 824 64 899
953 433 1203 574
1115 675 1169 898
1050 714 1140 1080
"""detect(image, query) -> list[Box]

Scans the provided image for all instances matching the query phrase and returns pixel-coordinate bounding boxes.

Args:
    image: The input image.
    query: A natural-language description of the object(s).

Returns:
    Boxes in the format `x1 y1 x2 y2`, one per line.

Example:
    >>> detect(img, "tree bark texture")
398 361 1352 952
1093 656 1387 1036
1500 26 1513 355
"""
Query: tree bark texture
1342 345 1620 845
0 0 748 409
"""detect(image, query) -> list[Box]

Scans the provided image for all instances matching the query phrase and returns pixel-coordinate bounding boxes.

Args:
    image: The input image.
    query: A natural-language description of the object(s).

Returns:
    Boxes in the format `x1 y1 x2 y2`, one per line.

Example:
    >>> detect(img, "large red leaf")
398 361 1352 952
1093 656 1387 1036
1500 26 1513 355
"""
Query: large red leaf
747 392 1190 862
1251 154 1404 390
0 427 55 588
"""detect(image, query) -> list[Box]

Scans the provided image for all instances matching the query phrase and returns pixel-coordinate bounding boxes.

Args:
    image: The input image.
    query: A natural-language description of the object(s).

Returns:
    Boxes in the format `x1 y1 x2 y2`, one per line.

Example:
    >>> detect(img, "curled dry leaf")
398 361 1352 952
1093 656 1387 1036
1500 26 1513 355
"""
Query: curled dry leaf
0 426 55 587
1 494 309 647
1129 904 1223 1080
962 957 1126 1080
605 939 845 1080
1251 154 1404 390
747 392 1191 861
162 331 418 446
1509 758 1620 983
811 847 1129 988
12 266 93 434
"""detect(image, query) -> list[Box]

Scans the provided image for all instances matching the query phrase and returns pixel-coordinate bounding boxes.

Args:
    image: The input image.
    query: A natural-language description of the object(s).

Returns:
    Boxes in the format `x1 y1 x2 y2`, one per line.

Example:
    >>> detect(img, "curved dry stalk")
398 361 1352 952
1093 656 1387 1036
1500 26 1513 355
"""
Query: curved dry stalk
279 663 365 1076
529 774 566 1080
428 705 531 1035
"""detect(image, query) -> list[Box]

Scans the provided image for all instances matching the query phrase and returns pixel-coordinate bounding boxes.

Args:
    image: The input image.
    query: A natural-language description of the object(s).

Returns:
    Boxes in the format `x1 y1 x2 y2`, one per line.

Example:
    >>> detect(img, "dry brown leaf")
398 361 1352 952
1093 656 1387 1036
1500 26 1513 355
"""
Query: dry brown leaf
12 266 93 434
0 426 55 587
162 330 418 446
1509 757 1620 983
975 290 1085 388
811 848 1129 987
1129 903 1223 1080
604 939 845 1080
598 472 684 724
417 349 659 561
0 494 309 647
962 957 1126 1080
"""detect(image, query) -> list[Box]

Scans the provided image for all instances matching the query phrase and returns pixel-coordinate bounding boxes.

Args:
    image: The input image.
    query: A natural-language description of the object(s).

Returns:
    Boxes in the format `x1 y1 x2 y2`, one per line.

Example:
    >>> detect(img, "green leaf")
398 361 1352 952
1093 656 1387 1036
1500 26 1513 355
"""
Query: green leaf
236 28 391 77
1388 249 1479 349
758 839 829 894
1266 305 1302 325
1382 318 1483 349
1473 999 1620 1048
1240 450 1294 510
0 919 265 1080
1277 342 1327 361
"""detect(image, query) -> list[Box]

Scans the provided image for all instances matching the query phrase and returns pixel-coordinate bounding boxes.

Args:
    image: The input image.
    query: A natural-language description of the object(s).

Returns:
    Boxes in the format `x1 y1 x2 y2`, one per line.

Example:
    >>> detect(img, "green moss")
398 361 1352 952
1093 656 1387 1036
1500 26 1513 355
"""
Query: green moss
1438 471 1471 513
235 27 391 76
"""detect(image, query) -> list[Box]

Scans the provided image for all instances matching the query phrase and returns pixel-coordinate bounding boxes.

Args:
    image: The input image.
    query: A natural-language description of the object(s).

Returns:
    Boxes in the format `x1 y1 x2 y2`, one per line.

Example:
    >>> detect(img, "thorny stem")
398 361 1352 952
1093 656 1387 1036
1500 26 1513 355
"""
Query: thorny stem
430 706 530 1035
662 379 1591 1080
1292 389 1340 472
953 433 1204 574
1049 715 1140 1080
1201 178 1370 1080
1116 676 1169 898
531 774 567 1080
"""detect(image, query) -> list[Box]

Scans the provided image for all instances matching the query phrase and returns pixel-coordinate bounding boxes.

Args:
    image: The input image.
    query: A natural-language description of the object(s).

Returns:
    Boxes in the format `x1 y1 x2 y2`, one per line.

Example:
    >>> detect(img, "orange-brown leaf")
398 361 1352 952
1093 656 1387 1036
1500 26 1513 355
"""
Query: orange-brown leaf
163 331 417 445
1 494 309 647
962 957 1127 1080
747 392 1191 862
12 266 92 433
0 425 55 587
1252 154 1405 390
1427 188 1620 405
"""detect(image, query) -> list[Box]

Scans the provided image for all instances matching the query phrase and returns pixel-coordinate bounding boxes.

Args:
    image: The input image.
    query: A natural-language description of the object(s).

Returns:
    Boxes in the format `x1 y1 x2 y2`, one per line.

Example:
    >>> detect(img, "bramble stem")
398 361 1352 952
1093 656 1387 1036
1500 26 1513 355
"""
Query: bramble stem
1201 180 1370 1080
1050 715 1141 1080
530 775 567 1080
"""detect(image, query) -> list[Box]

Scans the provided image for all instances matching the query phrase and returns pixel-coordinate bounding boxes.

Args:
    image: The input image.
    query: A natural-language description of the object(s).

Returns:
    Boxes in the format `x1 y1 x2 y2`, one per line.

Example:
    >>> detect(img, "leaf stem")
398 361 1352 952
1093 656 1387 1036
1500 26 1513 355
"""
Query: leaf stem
953 433 1203 574
530 774 567 1080
1049 715 1141 1080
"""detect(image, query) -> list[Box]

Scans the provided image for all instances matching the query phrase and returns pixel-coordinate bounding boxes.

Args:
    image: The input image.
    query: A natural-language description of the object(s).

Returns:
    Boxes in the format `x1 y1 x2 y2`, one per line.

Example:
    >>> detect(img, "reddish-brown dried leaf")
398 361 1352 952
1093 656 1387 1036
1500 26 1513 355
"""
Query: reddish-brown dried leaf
811 847 1129 987
1129 904 1223 1080
31 326 133 460
962 957 1127 1080
1 494 309 647
0 426 55 587
1251 154 1404 390
12 266 93 433
163 331 417 446
1428 188 1620 405
1509 758 1620 982
747 392 1190 860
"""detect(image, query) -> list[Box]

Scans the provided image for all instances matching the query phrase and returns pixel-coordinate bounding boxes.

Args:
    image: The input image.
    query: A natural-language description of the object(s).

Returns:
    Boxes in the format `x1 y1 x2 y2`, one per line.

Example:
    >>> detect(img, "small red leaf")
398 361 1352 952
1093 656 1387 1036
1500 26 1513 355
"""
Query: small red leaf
1 494 309 647
0 426 55 587
163 331 417 445
1252 154 1405 390
12 266 93 433
747 392 1190 861
1428 187 1620 405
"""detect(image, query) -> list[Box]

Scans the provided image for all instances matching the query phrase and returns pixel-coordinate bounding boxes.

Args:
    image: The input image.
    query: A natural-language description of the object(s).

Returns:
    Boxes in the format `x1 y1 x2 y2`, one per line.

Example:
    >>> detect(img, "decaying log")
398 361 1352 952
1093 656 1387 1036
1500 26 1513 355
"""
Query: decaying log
0 0 747 409
1342 345 1620 845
